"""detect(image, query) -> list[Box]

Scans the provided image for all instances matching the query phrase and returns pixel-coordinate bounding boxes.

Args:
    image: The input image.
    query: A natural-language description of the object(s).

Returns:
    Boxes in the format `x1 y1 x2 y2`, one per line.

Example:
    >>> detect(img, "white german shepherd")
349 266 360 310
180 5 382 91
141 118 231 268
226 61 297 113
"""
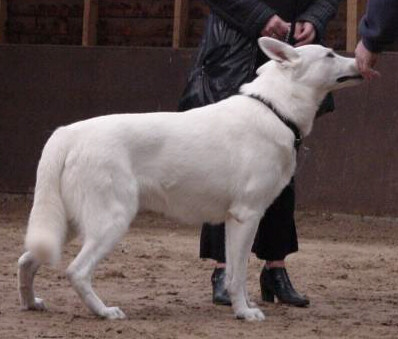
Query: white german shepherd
18 38 362 321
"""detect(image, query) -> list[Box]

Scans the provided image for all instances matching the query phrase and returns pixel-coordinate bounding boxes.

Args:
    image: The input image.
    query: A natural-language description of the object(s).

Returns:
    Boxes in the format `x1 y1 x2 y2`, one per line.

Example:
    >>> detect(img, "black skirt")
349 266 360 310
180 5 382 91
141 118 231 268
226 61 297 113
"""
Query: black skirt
200 179 298 262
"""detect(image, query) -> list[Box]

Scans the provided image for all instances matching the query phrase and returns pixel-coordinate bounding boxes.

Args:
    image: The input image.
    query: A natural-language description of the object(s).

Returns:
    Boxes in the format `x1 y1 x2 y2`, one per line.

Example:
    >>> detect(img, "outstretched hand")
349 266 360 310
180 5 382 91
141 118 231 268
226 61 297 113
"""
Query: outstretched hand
355 40 381 80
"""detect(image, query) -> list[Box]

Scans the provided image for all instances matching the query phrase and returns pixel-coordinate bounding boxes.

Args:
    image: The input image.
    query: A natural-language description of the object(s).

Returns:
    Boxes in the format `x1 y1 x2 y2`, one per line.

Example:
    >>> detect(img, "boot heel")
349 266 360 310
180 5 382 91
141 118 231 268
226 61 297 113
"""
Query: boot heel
260 267 310 307
262 289 275 303
211 268 232 306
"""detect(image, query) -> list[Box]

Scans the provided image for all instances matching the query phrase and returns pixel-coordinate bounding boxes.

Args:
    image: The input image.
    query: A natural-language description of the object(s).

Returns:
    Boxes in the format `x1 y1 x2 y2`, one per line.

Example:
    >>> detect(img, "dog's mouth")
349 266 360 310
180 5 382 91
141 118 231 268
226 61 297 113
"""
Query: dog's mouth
336 75 364 83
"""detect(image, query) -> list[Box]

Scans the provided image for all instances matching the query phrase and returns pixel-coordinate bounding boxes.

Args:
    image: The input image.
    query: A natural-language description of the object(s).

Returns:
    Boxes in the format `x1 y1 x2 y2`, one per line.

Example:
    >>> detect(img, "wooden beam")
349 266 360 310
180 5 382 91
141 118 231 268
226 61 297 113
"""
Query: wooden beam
173 0 189 48
82 0 98 46
346 0 367 52
0 0 7 44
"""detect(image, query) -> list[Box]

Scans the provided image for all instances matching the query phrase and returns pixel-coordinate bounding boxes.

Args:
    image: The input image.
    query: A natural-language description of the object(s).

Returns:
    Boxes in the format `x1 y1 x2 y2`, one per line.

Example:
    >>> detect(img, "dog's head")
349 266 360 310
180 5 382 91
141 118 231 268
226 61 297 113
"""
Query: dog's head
257 37 363 91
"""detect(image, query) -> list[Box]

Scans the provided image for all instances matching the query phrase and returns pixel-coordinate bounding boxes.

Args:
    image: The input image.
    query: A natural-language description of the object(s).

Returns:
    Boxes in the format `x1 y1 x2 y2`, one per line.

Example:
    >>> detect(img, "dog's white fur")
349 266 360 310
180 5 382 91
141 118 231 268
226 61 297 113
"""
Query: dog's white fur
18 38 362 321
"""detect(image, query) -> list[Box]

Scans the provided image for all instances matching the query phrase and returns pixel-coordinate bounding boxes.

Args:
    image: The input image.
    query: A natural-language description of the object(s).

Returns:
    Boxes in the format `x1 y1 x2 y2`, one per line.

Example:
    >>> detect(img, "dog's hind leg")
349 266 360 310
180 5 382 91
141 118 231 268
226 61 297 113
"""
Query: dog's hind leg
225 212 265 321
66 182 138 320
18 251 46 311
66 235 127 319
66 206 135 319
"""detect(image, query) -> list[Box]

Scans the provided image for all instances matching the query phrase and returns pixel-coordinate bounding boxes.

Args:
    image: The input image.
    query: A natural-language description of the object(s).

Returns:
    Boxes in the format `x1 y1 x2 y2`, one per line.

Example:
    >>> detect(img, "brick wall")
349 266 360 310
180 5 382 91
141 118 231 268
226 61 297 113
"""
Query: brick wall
97 0 174 46
5 0 208 47
96 0 208 47
7 0 84 45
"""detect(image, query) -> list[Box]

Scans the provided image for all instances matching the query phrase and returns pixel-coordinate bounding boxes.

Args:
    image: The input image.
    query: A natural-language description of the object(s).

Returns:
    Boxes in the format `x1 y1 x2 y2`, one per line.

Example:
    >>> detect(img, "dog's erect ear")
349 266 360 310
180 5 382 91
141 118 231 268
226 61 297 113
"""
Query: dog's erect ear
258 37 301 68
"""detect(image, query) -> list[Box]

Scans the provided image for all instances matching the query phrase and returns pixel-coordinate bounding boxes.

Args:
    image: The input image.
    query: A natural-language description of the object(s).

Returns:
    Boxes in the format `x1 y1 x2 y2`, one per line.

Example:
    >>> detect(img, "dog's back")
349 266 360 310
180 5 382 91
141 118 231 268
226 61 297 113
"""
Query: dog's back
37 96 293 233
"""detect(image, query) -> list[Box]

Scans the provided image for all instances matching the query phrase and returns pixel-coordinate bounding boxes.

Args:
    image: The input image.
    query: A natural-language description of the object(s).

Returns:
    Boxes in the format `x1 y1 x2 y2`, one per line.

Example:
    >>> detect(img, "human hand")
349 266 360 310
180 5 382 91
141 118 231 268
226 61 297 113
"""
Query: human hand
294 22 316 47
261 15 290 41
355 40 380 80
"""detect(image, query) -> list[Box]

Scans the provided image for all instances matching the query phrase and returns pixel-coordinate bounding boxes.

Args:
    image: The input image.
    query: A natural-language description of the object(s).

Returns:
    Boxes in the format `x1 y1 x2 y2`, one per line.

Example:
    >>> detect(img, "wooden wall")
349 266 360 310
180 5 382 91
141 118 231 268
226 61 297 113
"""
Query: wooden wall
5 0 208 47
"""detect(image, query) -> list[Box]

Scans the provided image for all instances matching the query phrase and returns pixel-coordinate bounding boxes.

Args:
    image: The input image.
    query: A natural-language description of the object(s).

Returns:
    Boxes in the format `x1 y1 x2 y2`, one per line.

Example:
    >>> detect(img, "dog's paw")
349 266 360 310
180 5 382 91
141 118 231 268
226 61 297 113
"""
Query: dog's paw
247 300 258 308
102 307 127 320
235 308 265 321
33 298 47 311
22 297 47 311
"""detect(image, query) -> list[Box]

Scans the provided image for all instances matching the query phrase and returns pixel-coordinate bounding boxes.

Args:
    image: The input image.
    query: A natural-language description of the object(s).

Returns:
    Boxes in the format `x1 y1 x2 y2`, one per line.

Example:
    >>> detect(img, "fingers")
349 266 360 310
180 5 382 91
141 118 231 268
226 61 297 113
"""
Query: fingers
366 69 381 80
294 22 316 47
274 21 290 38
357 62 380 80
294 31 316 47
261 15 290 40
357 59 380 80
294 22 303 41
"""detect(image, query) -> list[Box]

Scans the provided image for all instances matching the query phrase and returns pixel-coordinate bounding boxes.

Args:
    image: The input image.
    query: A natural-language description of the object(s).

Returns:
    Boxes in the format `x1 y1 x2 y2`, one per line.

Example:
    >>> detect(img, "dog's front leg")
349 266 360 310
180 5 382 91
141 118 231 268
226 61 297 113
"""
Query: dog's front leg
225 213 265 321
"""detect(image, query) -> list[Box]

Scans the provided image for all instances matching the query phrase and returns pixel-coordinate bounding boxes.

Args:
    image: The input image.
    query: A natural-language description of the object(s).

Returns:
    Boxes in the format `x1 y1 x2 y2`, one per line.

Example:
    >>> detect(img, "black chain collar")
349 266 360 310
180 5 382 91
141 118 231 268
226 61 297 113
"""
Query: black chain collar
243 93 302 149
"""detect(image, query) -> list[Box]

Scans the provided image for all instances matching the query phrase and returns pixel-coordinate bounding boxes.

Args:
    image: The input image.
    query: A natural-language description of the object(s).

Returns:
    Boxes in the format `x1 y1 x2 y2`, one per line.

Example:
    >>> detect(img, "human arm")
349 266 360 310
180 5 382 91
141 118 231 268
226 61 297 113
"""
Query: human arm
359 0 398 53
355 0 398 79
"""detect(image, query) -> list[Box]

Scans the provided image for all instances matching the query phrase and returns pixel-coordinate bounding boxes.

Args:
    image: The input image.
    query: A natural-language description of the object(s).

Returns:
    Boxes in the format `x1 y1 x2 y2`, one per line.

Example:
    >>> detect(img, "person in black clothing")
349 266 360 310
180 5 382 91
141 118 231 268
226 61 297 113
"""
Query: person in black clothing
355 0 398 79
178 0 341 307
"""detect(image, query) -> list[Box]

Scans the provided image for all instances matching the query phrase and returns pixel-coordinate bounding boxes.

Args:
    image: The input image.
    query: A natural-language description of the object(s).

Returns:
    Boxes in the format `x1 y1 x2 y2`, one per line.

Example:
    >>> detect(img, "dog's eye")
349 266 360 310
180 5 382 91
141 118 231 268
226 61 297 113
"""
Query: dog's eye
326 52 335 58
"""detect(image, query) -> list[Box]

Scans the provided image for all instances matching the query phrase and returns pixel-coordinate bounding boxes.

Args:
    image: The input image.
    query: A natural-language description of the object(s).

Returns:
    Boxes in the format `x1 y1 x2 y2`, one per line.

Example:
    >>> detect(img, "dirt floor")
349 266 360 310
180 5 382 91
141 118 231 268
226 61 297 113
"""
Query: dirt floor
1 196 398 339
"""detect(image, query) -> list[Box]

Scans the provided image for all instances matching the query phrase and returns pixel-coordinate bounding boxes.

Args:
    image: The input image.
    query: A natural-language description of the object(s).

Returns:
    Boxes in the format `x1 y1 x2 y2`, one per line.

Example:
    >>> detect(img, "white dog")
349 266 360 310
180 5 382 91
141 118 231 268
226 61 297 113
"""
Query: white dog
17 38 362 321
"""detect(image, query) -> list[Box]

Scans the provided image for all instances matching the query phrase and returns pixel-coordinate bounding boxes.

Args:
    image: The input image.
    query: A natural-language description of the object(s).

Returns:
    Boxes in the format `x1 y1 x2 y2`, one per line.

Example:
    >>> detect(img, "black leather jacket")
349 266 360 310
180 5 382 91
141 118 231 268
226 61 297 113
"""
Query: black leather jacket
179 0 341 112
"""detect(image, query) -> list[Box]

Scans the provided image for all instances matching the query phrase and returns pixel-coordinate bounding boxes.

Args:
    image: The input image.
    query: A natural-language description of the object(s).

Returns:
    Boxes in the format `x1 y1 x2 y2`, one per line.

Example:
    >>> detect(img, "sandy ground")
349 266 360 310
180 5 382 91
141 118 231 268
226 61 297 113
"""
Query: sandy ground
1 197 398 339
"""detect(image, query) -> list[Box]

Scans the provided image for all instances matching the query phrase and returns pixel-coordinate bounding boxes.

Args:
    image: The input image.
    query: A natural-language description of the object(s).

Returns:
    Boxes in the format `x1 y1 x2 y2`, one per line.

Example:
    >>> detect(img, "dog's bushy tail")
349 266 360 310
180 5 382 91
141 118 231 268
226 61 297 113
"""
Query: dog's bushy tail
25 128 69 265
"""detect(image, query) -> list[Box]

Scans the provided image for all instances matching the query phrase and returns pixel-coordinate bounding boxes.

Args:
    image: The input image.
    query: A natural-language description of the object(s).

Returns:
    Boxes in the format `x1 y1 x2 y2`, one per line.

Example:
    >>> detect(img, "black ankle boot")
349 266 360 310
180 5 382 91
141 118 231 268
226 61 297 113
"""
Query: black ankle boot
260 267 309 307
211 268 232 306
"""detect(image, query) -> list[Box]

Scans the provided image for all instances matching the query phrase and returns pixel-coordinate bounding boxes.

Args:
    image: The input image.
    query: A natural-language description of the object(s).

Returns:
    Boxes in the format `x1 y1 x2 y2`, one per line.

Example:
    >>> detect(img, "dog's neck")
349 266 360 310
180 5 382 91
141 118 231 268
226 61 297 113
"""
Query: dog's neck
242 93 303 148
240 69 328 137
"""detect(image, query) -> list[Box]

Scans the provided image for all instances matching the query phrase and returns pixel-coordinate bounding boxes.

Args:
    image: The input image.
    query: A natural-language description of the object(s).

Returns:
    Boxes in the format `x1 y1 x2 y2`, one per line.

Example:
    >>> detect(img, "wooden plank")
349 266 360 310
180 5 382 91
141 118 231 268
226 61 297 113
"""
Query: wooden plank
346 0 367 52
0 0 7 44
173 0 189 48
82 0 98 46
